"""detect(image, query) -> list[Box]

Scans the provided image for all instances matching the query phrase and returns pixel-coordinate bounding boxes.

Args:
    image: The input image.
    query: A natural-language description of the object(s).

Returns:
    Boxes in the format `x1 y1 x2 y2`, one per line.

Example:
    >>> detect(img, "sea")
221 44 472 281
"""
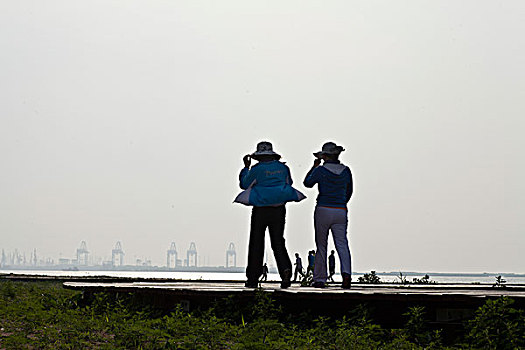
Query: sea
2 269 525 285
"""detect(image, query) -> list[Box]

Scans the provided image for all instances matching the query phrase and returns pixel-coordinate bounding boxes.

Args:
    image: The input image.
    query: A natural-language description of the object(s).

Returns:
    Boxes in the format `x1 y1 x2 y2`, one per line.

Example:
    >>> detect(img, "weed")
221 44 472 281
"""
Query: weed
412 274 435 284
0 281 16 299
358 270 381 283
1 280 524 349
466 296 525 349
396 272 409 284
493 275 507 288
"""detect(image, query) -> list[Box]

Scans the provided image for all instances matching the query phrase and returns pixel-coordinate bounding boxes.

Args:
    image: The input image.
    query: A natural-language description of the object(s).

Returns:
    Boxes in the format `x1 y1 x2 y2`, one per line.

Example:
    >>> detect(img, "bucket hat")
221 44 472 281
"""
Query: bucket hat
251 141 281 159
313 142 345 158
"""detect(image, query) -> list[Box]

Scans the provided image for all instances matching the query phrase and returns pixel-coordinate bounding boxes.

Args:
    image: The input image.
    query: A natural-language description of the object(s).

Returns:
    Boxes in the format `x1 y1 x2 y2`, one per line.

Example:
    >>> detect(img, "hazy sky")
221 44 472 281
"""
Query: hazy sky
1 1 523 273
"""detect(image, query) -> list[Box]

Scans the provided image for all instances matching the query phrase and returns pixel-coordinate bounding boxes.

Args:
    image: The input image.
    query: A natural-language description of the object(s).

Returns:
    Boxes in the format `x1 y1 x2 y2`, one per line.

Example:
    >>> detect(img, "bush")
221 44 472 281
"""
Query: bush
1 280 524 349
466 296 525 349
358 271 381 284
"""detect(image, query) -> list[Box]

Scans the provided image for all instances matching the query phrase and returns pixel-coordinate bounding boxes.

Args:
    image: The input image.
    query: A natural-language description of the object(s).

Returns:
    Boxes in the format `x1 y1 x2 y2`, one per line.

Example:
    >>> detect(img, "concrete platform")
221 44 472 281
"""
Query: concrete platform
63 280 525 327
63 280 525 298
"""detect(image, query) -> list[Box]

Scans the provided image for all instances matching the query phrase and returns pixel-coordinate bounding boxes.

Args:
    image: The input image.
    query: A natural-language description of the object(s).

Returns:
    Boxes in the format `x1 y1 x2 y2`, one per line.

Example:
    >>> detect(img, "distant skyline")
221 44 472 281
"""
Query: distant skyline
1 240 239 268
1 1 523 273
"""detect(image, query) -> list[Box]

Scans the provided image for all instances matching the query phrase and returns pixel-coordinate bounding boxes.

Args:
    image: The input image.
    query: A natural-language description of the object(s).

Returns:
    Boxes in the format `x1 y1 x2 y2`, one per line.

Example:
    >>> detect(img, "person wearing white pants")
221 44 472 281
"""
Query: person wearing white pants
304 142 353 289
314 206 351 284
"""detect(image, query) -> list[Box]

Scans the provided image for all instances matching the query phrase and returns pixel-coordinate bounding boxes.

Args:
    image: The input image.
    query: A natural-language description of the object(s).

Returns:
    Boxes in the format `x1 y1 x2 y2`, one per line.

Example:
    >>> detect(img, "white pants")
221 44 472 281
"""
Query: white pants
313 206 351 283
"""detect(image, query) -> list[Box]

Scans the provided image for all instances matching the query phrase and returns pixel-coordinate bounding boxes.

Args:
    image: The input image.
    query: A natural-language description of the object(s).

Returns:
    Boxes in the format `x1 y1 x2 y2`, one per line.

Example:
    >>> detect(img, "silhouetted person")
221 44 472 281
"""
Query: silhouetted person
261 263 269 281
307 250 315 276
304 142 353 289
293 253 305 281
328 250 336 282
234 141 306 289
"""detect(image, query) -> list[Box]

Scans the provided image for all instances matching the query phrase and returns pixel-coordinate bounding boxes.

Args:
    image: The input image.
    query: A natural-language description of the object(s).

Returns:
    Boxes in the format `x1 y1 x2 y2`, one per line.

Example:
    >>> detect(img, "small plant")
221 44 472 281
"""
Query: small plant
300 271 313 287
403 306 426 343
402 305 442 346
412 274 435 284
396 272 408 284
466 296 525 349
493 275 507 288
358 271 381 284
0 281 16 299
251 289 281 320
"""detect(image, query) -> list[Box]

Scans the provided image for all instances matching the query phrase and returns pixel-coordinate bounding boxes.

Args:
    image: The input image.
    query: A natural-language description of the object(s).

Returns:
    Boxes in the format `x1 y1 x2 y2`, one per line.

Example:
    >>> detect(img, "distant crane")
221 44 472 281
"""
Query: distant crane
166 242 178 268
32 248 37 266
187 242 197 267
76 241 89 266
112 241 124 267
13 249 22 265
226 242 236 268
1 249 6 267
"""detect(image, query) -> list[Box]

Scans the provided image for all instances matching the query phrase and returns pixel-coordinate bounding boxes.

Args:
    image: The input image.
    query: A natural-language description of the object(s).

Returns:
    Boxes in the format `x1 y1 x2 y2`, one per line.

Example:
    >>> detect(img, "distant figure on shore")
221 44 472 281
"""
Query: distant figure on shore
234 141 306 289
328 250 336 282
293 253 305 281
261 263 269 281
304 142 353 289
307 250 315 276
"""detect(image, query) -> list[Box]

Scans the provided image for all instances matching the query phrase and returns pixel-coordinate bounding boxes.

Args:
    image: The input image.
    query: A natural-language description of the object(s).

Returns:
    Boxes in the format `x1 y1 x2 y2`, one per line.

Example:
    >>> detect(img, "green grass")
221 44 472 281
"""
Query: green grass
0 280 524 349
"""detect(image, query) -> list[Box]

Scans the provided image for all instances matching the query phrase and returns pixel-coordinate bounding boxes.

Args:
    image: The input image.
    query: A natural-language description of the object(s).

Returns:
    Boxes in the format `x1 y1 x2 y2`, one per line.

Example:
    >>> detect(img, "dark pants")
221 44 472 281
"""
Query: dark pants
294 267 304 281
328 267 335 282
246 206 292 282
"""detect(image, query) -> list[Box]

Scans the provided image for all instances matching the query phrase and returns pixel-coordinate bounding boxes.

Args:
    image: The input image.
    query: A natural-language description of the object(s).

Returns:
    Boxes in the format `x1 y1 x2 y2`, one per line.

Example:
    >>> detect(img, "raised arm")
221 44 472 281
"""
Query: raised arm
303 158 322 188
239 167 258 189
239 155 257 189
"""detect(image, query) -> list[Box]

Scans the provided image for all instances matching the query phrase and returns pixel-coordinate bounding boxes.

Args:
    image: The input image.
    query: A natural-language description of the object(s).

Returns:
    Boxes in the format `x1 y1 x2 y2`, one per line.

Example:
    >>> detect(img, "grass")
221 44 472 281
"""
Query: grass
0 280 524 349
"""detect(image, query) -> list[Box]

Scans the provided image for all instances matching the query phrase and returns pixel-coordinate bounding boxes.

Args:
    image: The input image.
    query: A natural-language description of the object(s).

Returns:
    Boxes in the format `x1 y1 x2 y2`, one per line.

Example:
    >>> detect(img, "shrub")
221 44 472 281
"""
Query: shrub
466 297 525 349
358 271 381 284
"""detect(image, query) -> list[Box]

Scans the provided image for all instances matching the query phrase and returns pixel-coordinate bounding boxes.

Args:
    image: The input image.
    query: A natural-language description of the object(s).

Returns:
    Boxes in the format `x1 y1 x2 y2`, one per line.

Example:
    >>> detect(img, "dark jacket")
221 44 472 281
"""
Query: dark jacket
303 161 353 208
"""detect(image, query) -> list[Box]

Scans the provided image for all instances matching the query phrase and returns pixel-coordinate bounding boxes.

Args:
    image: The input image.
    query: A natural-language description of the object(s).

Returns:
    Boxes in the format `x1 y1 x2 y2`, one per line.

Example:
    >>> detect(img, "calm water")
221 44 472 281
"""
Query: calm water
2 269 525 285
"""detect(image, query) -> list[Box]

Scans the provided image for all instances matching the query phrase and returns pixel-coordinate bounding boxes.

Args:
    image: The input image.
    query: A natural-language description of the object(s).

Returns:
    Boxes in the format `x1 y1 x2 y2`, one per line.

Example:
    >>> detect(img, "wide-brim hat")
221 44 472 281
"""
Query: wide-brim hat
251 141 281 159
313 142 345 158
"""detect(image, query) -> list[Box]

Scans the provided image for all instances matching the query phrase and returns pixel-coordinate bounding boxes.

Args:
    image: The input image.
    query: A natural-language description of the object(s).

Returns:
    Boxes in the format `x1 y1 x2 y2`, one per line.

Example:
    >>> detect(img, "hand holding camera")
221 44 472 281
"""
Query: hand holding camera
243 155 251 168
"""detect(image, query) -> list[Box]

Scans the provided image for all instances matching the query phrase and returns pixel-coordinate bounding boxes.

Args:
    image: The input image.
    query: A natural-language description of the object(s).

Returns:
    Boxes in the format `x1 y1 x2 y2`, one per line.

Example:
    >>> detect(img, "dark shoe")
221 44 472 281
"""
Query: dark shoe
245 280 258 288
280 269 292 289
342 273 351 289
313 281 326 288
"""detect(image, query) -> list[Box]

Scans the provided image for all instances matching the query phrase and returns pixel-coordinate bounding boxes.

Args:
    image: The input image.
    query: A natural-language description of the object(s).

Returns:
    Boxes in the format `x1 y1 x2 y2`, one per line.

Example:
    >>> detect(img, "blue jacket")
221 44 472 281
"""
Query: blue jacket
234 160 306 207
308 253 315 268
303 161 353 208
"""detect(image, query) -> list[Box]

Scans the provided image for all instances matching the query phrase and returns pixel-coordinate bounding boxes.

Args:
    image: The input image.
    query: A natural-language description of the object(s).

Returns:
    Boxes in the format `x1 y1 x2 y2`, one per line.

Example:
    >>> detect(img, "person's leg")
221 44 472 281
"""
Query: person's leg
331 210 351 277
313 207 332 284
267 206 292 278
246 207 267 283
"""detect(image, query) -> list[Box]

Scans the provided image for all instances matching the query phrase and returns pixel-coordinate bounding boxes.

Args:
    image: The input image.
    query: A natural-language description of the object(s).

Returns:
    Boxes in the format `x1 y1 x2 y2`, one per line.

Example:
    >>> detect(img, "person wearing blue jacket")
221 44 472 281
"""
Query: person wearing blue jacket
303 142 353 289
235 141 305 288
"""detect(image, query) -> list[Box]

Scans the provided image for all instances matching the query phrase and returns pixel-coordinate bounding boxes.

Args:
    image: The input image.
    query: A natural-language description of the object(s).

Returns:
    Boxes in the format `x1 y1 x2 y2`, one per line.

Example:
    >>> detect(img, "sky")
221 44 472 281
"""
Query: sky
1 1 523 273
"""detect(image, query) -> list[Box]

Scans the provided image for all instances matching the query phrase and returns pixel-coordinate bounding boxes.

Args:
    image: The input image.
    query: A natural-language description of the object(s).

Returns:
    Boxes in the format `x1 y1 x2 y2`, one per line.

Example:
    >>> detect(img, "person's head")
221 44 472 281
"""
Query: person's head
251 141 281 162
314 142 345 162
331 250 335 255
295 253 299 258
253 154 279 162
323 153 339 162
